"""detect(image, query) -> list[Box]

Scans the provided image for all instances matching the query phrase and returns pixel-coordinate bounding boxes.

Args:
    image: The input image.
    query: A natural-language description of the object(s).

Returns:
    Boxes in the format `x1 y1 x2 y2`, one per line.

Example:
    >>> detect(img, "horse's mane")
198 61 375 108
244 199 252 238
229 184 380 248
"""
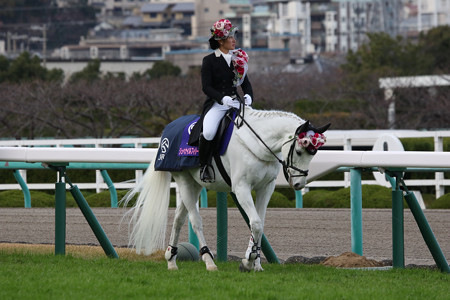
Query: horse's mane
247 108 305 123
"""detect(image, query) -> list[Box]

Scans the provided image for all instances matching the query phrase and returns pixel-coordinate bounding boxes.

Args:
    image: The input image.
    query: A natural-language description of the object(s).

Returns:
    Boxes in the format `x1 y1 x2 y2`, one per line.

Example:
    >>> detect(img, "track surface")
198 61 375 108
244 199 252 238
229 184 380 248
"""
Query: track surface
1 208 449 265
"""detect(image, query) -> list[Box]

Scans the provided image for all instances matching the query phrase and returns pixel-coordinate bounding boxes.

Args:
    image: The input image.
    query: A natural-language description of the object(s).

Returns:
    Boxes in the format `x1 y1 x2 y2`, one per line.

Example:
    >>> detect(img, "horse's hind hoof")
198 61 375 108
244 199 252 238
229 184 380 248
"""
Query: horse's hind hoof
239 262 251 272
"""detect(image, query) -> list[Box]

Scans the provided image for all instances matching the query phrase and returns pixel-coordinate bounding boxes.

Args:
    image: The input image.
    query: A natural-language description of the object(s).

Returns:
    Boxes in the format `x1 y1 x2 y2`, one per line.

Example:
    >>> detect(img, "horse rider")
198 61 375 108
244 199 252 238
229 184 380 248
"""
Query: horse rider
194 19 254 183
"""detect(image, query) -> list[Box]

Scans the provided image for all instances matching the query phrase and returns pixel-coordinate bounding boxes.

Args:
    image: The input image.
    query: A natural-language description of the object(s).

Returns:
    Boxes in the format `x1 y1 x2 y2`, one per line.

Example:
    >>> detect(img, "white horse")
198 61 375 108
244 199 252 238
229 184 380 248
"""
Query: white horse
123 107 329 272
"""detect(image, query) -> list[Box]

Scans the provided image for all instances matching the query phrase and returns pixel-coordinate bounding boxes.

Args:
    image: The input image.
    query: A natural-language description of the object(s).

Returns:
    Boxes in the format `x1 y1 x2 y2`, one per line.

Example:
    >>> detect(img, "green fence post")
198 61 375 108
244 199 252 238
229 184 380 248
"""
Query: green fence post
392 174 405 268
404 191 450 273
350 168 363 256
216 192 228 261
69 185 118 258
200 188 208 208
188 222 199 251
295 190 303 208
13 170 31 208
100 170 118 208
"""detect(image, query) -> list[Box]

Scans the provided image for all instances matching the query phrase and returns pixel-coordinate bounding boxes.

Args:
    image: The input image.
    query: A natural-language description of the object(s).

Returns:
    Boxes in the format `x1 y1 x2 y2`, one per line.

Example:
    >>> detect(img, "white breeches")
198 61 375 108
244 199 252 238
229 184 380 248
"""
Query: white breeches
202 102 230 141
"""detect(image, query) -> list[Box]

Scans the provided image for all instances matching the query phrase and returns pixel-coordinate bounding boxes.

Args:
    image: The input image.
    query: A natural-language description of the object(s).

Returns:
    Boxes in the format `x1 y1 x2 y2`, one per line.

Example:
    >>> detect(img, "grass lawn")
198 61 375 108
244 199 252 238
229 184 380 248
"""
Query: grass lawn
0 249 449 300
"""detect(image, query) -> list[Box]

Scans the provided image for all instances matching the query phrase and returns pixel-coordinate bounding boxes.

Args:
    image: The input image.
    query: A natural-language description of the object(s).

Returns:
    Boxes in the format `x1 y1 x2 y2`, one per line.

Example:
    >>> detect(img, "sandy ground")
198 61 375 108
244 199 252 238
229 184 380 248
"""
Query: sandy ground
0 207 449 266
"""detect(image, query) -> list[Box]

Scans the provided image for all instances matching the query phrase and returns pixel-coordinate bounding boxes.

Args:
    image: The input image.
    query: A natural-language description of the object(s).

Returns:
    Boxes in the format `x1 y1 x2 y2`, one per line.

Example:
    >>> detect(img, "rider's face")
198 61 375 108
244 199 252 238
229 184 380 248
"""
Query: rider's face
219 36 236 53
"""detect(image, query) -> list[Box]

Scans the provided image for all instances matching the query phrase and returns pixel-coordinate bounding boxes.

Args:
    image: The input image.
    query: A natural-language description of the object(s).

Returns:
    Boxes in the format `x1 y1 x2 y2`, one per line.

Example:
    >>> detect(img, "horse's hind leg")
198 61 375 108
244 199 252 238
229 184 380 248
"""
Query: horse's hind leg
165 201 189 270
172 172 218 271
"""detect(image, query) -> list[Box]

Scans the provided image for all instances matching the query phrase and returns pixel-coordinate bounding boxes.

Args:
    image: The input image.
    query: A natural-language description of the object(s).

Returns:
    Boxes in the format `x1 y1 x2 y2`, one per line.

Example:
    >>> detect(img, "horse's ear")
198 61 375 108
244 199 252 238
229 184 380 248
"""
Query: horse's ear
314 123 331 134
296 120 310 135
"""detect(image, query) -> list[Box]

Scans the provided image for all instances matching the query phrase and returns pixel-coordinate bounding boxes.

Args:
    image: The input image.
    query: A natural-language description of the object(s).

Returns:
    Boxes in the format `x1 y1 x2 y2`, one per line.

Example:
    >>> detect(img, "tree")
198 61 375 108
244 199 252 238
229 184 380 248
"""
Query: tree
0 56 11 82
417 25 450 74
69 59 101 83
340 27 450 129
342 27 450 79
0 52 64 83
145 60 181 79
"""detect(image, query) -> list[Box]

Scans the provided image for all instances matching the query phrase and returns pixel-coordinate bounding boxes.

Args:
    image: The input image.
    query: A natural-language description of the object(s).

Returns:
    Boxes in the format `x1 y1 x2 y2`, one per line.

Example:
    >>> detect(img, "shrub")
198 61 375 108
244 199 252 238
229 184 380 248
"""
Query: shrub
428 193 450 209
204 190 290 208
304 185 394 208
1 186 447 209
0 190 53 207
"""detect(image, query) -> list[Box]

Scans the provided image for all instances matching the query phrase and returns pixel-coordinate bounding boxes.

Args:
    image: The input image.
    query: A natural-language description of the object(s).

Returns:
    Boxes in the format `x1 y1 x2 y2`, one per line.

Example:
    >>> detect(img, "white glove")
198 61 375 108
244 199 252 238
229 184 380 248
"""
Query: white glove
244 94 252 106
221 96 240 109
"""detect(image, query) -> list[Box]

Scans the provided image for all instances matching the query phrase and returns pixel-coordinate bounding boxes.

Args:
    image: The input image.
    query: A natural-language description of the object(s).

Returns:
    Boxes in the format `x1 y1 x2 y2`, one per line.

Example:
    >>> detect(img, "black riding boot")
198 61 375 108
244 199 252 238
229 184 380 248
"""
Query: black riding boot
199 134 215 183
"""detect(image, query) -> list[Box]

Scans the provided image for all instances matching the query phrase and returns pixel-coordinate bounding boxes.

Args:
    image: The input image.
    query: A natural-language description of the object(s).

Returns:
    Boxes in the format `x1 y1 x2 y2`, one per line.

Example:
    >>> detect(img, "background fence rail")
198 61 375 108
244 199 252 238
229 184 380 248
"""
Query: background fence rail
1 130 449 198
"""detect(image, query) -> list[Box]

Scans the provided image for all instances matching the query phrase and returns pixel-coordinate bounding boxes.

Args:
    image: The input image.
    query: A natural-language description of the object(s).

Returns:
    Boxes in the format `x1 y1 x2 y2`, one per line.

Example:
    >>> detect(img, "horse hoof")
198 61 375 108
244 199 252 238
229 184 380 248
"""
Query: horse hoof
239 262 251 272
207 265 218 271
167 260 178 271
254 266 264 272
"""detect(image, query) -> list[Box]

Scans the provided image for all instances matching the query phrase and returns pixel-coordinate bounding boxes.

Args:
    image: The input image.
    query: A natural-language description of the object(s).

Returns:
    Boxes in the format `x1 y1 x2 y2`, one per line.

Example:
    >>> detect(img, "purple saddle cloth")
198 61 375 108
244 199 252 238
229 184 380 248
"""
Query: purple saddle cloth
154 114 234 171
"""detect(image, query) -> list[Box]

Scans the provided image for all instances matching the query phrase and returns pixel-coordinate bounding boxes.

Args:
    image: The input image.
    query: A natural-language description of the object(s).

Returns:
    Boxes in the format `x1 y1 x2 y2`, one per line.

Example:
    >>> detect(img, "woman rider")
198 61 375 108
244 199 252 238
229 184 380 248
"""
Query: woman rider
196 19 253 182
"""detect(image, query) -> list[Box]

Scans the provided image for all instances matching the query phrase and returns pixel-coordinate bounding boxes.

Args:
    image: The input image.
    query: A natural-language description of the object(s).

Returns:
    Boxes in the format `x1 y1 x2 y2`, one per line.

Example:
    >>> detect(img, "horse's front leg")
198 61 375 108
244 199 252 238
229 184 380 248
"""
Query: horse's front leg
244 235 263 271
247 181 276 271
234 185 263 272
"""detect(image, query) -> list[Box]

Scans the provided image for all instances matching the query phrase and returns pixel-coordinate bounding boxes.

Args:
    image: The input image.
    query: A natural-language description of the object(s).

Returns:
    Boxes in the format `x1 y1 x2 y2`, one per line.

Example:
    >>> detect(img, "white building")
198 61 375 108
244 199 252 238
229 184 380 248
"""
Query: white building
417 0 450 32
324 0 406 53
266 0 312 57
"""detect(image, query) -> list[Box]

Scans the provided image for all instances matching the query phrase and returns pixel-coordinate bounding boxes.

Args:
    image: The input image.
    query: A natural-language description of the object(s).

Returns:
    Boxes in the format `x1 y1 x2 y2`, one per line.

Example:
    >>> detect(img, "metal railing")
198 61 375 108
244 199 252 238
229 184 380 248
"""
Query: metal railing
1 130 449 197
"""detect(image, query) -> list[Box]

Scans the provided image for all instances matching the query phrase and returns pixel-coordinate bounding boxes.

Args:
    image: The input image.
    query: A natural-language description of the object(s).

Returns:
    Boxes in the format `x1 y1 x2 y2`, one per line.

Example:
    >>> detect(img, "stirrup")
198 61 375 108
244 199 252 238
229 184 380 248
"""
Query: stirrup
200 165 215 183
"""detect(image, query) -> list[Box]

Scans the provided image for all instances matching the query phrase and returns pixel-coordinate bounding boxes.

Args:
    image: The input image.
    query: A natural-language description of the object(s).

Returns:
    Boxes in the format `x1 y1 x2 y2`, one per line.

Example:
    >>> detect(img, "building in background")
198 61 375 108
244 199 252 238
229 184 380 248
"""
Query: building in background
322 0 411 53
264 0 312 58
3 0 450 69
417 0 450 32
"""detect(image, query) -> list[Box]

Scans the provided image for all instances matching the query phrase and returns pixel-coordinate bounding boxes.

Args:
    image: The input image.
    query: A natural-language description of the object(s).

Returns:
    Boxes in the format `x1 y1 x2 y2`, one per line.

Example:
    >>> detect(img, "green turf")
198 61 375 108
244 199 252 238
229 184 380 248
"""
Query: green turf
0 252 448 299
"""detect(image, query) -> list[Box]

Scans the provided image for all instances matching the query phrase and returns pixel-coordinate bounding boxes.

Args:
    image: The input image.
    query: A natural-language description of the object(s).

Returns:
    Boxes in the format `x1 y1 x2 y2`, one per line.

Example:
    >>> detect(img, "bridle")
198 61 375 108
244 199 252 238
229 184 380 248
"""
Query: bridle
282 137 309 182
230 107 312 184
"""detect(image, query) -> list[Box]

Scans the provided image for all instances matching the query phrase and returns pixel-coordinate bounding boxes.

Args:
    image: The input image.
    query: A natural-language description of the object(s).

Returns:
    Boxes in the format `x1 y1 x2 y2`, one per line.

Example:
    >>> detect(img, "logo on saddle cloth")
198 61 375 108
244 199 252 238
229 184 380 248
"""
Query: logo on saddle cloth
178 119 199 157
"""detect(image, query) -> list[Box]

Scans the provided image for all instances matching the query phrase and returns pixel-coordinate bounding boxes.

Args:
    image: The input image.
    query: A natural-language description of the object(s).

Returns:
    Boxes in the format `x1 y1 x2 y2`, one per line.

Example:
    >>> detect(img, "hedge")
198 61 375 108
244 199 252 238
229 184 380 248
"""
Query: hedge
1 186 448 209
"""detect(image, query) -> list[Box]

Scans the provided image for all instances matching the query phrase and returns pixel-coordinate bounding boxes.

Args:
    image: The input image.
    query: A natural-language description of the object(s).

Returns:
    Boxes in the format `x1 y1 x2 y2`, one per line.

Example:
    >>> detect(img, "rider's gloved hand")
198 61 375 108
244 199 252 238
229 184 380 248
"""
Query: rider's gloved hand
221 96 240 109
244 94 252 106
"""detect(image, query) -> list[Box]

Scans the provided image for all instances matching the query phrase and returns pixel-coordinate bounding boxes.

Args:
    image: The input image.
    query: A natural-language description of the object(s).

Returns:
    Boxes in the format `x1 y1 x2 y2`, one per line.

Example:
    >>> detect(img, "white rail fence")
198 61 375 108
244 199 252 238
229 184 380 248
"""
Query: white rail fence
0 130 449 198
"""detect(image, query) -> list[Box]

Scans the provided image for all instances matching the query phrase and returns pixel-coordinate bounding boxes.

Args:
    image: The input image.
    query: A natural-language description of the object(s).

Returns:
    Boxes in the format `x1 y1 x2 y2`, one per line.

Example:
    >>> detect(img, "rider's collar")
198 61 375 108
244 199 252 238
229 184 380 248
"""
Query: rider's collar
214 49 221 57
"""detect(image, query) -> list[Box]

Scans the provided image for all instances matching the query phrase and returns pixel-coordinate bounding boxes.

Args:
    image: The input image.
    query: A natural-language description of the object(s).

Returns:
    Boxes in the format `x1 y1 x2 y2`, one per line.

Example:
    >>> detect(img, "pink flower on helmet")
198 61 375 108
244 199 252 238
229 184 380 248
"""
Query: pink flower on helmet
214 20 226 31
211 19 235 40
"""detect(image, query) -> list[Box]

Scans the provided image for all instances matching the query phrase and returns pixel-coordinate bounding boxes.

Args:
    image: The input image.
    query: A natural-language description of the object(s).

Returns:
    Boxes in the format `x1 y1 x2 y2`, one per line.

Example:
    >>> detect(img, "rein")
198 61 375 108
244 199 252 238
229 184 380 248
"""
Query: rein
230 108 309 183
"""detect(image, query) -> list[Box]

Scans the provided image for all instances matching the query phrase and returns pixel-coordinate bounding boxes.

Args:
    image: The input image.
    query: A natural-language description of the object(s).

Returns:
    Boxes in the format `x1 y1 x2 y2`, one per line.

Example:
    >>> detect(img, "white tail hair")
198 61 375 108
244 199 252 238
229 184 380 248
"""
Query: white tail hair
122 152 171 255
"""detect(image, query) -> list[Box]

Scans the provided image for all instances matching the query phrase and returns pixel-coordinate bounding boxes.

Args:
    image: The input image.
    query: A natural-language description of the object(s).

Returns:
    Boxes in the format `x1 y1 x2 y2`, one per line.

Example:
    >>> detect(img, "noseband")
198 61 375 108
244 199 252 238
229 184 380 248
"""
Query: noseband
282 138 309 183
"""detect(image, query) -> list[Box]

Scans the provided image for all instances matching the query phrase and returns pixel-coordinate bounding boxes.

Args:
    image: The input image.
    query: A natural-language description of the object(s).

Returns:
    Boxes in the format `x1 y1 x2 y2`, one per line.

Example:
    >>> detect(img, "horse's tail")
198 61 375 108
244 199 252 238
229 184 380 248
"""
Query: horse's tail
122 152 171 255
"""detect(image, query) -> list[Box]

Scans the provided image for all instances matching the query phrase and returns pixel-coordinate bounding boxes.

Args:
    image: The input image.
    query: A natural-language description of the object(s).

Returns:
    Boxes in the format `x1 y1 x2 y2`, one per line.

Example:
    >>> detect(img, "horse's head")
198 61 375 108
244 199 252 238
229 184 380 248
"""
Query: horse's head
281 120 331 190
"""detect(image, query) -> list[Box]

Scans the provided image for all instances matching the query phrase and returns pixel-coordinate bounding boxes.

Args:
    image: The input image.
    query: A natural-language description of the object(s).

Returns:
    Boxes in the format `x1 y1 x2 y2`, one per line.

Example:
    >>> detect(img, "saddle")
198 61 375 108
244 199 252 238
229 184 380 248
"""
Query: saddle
154 110 235 172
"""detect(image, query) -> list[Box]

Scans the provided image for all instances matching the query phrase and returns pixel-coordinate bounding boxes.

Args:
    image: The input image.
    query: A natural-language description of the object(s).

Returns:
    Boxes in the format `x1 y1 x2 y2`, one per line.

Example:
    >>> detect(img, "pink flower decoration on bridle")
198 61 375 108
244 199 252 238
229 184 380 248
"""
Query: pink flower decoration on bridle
297 131 326 152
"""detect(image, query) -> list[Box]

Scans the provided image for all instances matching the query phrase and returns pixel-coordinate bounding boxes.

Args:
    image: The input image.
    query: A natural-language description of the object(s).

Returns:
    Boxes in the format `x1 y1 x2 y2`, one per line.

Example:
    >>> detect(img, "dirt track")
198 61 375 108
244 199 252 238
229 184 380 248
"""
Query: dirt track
1 208 449 266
